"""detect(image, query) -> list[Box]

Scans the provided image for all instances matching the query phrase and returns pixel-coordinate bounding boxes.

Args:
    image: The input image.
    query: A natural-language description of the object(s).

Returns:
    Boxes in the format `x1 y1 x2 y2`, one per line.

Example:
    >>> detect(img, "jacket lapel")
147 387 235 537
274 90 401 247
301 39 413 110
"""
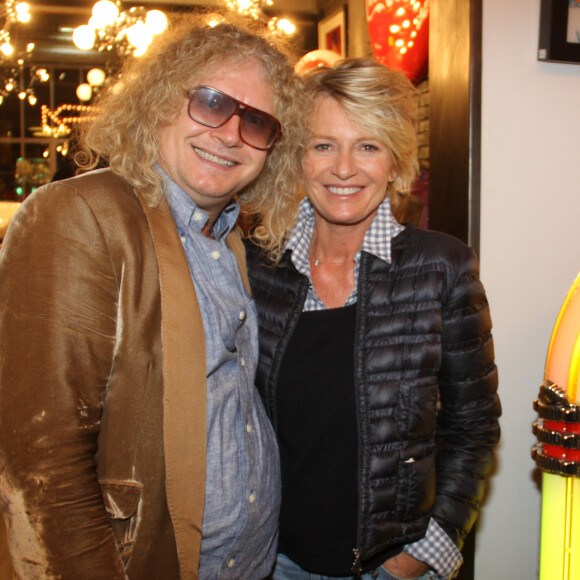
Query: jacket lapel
141 199 206 579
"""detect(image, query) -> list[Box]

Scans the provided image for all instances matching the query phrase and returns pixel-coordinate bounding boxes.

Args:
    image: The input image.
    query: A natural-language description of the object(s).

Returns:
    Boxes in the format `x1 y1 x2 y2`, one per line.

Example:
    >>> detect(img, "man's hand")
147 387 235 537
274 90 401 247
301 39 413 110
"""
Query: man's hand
382 551 431 579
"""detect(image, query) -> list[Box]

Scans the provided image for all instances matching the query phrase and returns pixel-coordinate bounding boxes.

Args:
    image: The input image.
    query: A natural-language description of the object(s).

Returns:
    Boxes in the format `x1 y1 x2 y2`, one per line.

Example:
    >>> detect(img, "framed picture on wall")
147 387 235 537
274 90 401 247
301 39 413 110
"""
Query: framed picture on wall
318 8 347 57
538 0 580 64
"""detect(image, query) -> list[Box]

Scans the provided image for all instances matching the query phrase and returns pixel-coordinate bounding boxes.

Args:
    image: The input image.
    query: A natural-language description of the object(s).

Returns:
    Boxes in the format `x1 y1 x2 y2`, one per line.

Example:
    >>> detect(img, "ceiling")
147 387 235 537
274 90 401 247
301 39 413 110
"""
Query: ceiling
3 0 320 66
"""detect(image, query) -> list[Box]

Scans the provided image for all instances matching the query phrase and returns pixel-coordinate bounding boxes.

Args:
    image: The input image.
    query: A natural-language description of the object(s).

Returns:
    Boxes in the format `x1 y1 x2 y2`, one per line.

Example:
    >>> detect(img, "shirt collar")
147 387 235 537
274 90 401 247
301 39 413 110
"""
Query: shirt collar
157 164 240 241
286 196 404 273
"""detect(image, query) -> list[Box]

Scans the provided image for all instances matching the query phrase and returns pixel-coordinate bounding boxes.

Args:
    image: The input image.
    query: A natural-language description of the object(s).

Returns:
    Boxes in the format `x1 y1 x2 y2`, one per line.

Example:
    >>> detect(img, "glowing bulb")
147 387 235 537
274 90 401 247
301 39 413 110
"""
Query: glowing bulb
5 80 14 91
18 91 26 100
207 16 224 27
127 21 153 51
92 1 119 28
276 19 296 35
237 0 253 11
390 24 400 33
145 10 168 35
87 68 106 87
37 69 50 82
396 8 406 16
73 25 95 50
28 94 37 105
76 83 93 102
1 42 13 57
15 2 30 23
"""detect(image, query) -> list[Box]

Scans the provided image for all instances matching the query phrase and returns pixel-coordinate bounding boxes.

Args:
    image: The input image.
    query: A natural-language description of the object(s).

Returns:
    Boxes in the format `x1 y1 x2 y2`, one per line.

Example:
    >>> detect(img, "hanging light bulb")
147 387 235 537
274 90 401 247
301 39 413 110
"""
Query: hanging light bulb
73 25 96 51
1 41 13 56
14 2 31 23
127 20 153 53
76 83 93 102
87 67 106 87
145 10 168 35
91 1 119 28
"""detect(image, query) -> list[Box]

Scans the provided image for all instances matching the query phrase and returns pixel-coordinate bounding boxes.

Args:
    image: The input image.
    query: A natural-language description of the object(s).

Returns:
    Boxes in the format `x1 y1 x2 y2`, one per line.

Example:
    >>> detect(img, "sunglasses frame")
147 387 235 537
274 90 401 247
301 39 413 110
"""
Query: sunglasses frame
186 85 282 151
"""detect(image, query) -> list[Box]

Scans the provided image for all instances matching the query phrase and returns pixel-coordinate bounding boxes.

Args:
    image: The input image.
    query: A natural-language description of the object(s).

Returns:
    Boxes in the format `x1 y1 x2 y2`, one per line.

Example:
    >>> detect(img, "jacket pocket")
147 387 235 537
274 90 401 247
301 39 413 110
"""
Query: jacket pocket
100 479 143 563
397 446 436 520
398 381 439 437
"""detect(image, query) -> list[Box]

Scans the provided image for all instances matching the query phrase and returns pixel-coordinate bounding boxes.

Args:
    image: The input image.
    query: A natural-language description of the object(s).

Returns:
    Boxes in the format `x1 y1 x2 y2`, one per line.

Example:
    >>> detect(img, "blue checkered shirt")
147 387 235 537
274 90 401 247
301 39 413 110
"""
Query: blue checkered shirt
286 197 462 579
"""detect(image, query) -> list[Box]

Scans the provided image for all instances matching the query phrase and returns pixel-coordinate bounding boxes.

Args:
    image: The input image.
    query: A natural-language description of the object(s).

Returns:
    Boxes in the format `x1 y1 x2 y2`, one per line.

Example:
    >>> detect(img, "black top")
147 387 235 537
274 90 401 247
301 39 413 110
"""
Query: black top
276 305 359 575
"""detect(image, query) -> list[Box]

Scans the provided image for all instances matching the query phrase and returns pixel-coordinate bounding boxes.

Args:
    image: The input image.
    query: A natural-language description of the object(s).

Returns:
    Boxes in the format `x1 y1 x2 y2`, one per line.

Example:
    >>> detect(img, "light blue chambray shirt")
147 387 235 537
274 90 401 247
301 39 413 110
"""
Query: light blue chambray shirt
161 167 281 580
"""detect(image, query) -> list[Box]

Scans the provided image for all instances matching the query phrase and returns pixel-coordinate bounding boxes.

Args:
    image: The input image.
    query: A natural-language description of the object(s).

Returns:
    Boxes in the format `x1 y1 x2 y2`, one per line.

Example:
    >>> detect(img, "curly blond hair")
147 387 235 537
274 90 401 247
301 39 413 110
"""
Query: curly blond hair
78 10 306 259
301 58 419 216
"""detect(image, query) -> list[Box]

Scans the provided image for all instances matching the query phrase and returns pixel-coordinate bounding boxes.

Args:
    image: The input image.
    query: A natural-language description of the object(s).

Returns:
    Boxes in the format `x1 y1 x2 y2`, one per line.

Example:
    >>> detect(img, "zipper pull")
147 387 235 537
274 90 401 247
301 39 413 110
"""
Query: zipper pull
351 547 362 574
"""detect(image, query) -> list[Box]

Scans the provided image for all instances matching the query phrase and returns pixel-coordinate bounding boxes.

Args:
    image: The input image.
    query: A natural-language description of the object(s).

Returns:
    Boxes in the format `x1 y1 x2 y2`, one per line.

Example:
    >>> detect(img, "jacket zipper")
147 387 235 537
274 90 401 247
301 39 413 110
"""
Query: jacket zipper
351 256 365 574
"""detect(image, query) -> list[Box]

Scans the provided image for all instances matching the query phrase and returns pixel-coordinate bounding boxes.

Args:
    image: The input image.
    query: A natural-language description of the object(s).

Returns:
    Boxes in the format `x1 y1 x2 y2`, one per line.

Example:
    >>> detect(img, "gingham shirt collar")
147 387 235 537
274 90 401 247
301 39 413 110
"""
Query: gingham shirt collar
285 197 404 310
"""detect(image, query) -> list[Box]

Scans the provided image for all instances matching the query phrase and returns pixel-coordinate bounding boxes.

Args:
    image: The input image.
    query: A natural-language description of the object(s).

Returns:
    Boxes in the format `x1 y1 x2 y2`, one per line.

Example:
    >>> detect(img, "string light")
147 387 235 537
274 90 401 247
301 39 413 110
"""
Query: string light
0 43 50 107
0 1 30 57
41 103 99 139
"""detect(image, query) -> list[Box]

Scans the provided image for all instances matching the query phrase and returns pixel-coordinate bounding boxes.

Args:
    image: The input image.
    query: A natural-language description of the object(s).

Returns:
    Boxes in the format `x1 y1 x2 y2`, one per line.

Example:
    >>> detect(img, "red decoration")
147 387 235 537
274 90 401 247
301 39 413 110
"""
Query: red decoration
366 0 430 84
295 49 341 75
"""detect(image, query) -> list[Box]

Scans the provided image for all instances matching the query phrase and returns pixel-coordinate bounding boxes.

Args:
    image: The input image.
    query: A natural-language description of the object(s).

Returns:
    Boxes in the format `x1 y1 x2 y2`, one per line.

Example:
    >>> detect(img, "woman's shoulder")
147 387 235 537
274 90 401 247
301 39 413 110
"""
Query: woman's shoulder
396 224 475 260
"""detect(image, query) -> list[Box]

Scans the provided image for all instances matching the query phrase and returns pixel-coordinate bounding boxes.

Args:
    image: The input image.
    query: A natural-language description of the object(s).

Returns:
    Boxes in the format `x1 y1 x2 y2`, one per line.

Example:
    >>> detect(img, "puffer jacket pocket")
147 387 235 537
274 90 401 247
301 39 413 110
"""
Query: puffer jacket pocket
397 445 436 520
100 479 143 564
398 381 439 437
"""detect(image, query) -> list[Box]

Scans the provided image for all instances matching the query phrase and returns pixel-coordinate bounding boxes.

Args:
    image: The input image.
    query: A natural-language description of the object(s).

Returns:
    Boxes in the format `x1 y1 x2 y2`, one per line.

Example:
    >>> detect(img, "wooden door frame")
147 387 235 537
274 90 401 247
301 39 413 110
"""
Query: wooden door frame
428 0 482 254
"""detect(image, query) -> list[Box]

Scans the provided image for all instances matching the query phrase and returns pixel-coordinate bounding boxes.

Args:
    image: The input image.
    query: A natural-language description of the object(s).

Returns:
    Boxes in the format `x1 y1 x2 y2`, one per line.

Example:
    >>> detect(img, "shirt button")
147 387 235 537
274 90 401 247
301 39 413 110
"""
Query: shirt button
180 236 186 244
246 423 253 434
249 493 256 503
239 310 246 321
211 250 220 260
193 211 203 222
228 559 235 568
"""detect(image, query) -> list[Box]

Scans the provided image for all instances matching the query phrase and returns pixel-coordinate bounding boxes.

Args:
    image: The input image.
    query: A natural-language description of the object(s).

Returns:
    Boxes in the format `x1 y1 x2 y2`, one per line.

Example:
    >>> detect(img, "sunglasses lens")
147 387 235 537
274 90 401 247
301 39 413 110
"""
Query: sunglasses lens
240 110 281 150
189 87 236 128
188 87 281 150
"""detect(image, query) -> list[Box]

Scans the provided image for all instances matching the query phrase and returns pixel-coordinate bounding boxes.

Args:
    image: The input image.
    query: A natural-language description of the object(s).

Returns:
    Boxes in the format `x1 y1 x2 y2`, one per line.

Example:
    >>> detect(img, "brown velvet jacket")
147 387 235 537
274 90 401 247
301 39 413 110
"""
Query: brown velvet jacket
0 169 250 579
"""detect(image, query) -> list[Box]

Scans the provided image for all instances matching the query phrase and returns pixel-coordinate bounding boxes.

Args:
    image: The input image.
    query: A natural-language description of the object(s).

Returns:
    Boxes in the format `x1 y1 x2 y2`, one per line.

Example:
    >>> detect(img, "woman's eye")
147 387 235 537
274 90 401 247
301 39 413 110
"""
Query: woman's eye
313 143 331 151
361 144 379 151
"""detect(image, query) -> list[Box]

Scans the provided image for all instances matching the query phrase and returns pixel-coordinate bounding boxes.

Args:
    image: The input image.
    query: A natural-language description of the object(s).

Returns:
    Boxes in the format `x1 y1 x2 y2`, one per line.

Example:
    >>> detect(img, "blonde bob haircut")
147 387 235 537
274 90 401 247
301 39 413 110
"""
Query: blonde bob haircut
302 58 419 206
78 11 306 257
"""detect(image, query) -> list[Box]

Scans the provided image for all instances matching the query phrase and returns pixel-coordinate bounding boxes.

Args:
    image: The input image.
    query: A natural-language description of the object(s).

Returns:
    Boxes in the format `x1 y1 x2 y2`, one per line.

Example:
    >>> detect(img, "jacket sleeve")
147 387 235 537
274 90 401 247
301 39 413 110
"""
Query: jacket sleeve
0 183 128 578
432 244 501 549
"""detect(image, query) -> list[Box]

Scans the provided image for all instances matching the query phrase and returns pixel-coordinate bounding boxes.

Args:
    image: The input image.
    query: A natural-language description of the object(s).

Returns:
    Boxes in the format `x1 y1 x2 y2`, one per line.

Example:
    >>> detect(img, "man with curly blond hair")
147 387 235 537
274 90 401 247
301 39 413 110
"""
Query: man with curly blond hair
0 12 306 580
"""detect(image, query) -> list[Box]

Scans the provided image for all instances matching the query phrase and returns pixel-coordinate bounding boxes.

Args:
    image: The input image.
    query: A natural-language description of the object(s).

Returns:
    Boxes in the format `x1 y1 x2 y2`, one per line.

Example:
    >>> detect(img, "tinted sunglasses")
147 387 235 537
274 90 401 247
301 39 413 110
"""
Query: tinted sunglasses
187 86 282 151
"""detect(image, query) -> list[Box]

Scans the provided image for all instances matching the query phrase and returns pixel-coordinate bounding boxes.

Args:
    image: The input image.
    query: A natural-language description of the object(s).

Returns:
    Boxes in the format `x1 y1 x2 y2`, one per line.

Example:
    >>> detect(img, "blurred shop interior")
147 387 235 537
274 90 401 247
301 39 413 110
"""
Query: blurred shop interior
0 0 478 248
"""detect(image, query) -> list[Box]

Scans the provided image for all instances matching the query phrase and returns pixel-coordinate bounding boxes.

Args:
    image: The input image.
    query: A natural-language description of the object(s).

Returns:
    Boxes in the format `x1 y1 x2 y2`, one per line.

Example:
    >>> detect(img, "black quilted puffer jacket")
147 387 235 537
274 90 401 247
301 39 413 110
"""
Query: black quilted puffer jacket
246 225 501 569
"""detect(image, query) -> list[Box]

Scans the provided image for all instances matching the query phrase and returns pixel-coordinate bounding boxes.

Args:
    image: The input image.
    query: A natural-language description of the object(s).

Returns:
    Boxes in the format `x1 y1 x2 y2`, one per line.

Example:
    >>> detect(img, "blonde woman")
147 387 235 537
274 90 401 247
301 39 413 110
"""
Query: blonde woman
248 59 501 580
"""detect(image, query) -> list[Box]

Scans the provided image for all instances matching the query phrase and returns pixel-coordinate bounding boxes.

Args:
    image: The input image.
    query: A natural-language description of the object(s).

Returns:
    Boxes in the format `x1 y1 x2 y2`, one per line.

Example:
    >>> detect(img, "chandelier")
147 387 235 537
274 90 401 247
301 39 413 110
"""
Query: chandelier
73 1 168 57
225 0 296 35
